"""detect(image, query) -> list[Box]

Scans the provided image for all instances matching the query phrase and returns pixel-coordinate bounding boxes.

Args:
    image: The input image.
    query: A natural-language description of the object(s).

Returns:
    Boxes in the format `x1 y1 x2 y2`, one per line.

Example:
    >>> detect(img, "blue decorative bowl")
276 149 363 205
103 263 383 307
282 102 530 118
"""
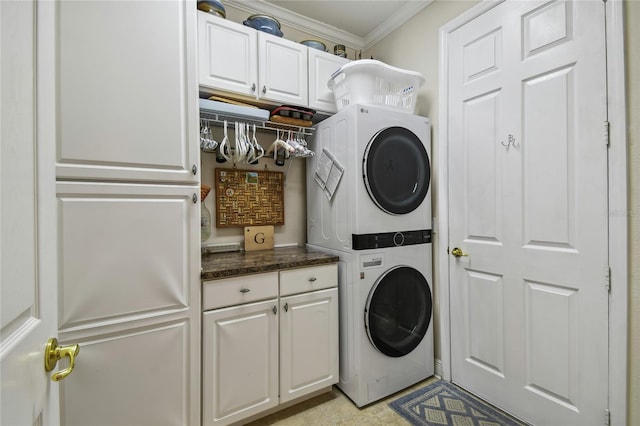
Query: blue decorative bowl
197 0 225 18
243 14 283 37
301 40 327 52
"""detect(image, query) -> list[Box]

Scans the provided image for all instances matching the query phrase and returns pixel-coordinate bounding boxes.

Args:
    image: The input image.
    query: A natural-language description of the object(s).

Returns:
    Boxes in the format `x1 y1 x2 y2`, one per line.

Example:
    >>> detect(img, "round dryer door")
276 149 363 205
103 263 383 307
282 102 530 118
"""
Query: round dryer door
363 126 430 215
365 266 432 357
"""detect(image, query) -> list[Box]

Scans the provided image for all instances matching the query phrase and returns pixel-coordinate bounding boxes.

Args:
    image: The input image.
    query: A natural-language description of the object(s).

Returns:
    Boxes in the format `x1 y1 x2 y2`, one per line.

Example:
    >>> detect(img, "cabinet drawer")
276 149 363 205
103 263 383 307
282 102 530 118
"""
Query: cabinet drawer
279 264 337 296
203 272 278 310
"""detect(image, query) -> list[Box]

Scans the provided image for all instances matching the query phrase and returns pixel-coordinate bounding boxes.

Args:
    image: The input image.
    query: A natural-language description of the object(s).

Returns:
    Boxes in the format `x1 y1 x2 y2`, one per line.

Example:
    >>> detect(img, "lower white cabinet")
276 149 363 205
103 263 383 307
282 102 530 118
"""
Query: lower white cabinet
202 264 338 426
202 299 279 425
279 288 339 403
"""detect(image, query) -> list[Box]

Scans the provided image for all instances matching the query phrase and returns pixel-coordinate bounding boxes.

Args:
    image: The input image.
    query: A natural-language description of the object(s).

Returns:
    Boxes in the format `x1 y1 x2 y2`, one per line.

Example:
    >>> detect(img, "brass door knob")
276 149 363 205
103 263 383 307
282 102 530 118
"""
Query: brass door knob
44 338 80 382
451 247 469 258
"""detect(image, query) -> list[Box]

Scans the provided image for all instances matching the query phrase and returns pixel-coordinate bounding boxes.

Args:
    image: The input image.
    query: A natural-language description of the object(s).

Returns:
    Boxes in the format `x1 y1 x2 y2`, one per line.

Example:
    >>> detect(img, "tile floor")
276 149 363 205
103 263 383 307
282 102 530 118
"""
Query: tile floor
246 376 439 425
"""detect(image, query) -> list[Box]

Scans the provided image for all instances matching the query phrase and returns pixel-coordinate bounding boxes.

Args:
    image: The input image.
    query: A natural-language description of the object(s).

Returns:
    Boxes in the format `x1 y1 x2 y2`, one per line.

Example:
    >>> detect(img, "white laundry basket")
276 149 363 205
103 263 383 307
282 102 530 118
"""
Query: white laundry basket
328 59 425 113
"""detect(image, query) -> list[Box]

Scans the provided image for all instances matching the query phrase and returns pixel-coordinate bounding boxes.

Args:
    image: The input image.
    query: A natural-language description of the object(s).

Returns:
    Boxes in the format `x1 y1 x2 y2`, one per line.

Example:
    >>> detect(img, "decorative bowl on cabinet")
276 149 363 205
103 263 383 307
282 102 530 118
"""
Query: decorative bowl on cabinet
300 40 327 51
243 14 283 37
197 0 225 18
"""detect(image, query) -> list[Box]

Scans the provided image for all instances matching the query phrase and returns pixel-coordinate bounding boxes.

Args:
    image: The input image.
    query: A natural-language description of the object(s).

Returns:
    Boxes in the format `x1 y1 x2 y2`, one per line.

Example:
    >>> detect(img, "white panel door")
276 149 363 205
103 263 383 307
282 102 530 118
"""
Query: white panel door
448 1 608 425
1 0 59 424
279 288 339 403
202 300 279 426
56 0 199 184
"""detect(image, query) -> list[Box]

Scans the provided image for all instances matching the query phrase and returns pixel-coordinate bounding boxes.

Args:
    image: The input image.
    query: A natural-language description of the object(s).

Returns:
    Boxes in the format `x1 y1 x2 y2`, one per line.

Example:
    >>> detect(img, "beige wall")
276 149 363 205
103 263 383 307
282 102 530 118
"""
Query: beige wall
624 1 639 423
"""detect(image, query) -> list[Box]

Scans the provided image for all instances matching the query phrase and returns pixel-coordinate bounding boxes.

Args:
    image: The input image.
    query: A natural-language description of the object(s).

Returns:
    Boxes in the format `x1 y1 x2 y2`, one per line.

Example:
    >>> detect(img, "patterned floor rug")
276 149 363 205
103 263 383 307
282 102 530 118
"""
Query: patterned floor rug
388 380 529 426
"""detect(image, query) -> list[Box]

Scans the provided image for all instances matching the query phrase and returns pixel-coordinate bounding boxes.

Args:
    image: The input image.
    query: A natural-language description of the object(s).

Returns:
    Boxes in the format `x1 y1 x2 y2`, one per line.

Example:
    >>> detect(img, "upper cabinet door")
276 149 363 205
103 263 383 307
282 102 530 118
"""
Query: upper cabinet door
56 1 199 183
198 12 258 98
258 32 308 106
308 49 349 113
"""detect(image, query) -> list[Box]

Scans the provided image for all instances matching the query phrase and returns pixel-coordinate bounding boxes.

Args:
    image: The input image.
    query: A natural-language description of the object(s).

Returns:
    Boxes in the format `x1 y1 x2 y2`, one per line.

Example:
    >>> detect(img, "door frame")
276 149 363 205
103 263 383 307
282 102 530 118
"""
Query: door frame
436 0 628 424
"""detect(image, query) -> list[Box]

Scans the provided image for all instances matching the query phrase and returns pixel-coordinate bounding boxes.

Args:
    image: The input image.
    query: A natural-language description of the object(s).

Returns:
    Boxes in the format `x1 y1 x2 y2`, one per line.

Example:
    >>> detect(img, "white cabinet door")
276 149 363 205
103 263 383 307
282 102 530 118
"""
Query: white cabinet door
198 12 258 98
56 182 199 332
308 49 349 113
56 0 199 184
202 300 279 426
258 32 309 106
279 288 339 403
59 320 195 426
56 181 201 426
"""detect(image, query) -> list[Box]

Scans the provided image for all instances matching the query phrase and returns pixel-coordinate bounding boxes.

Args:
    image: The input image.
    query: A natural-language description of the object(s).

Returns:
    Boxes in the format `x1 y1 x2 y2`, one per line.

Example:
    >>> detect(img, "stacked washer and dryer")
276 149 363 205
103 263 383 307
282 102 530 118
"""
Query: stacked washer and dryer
306 103 434 407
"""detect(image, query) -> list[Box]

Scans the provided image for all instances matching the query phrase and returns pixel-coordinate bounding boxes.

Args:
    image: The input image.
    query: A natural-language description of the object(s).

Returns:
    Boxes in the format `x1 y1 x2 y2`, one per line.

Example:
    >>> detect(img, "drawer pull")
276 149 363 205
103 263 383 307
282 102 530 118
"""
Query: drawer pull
308 277 317 282
239 288 251 293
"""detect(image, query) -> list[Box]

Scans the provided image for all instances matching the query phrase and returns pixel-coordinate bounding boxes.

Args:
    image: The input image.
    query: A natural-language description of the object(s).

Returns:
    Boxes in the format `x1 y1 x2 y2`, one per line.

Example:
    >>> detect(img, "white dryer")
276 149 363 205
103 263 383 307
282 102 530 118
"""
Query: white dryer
307 243 434 407
307 104 431 252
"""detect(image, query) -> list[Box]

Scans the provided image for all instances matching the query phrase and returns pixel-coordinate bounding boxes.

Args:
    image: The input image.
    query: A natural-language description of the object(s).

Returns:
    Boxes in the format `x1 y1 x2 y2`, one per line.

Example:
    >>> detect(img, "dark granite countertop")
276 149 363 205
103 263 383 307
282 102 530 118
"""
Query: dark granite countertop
201 245 339 281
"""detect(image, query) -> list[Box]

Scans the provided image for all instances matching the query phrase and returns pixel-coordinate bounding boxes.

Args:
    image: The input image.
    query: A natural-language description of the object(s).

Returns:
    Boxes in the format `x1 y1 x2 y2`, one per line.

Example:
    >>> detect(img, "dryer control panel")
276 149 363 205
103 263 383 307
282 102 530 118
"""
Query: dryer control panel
352 229 431 250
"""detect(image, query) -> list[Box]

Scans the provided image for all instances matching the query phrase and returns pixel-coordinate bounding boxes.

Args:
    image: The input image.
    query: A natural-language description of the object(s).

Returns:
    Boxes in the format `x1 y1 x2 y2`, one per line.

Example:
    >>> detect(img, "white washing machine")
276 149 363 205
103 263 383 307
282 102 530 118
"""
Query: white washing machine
307 243 434 407
307 104 431 252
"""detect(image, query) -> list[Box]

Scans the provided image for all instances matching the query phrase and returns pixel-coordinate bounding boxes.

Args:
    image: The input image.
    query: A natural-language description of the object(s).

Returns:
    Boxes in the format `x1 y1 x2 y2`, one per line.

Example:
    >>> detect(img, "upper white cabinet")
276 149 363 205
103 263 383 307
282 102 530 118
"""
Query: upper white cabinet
308 49 350 113
56 0 199 184
198 12 308 106
198 13 258 97
258 32 308 105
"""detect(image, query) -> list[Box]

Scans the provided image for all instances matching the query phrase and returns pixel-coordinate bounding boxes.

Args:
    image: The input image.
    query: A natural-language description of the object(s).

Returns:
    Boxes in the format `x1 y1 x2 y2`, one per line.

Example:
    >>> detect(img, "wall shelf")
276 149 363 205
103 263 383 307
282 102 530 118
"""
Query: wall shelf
199 98 314 136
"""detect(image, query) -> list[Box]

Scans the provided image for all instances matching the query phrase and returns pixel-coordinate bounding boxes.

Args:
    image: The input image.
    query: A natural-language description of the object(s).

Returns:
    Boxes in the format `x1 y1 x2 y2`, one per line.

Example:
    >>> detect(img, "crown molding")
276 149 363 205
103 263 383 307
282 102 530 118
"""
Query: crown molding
223 0 433 52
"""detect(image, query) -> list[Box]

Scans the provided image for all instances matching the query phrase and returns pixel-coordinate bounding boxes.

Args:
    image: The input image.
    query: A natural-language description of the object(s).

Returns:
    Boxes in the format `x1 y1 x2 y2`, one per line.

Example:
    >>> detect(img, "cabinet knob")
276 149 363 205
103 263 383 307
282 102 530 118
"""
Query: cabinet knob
284 302 289 312
192 165 198 175
239 288 250 293
192 193 197 204
272 305 277 315
262 85 266 94
308 277 317 282
251 83 256 92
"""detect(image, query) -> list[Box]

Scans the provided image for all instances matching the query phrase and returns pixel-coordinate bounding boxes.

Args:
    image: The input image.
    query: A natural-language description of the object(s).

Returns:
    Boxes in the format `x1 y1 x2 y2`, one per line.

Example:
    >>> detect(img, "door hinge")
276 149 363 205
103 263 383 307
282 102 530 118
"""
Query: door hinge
604 408 611 426
604 121 610 147
605 267 611 293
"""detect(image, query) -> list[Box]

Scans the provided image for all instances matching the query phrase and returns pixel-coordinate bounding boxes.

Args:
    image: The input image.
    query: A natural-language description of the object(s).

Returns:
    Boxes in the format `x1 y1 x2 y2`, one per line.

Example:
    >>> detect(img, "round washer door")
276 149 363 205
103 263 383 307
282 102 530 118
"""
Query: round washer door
365 266 432 357
363 126 430 215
